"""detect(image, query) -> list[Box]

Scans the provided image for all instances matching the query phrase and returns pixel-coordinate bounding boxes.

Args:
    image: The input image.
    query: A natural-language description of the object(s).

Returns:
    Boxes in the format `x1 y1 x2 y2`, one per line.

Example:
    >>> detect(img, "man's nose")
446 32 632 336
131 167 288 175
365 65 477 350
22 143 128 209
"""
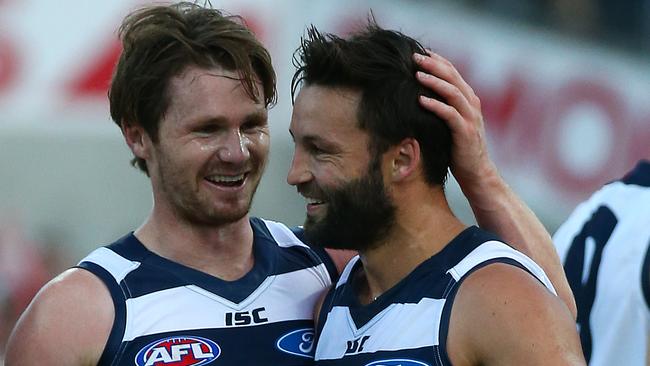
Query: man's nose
287 148 312 185
217 129 249 164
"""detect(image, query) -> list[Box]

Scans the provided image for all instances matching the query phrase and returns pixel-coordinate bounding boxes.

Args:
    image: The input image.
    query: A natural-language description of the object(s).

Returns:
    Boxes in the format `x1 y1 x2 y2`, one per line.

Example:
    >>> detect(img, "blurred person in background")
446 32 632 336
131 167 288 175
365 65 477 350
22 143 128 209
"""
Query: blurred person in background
6 2 575 365
554 159 650 365
0 218 64 359
289 22 583 365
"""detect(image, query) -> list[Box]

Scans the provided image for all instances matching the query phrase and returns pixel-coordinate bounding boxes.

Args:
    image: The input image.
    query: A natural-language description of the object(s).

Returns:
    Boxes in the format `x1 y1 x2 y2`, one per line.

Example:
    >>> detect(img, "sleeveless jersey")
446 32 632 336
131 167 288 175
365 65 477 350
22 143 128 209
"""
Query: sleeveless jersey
314 226 556 366
77 217 335 366
553 160 650 366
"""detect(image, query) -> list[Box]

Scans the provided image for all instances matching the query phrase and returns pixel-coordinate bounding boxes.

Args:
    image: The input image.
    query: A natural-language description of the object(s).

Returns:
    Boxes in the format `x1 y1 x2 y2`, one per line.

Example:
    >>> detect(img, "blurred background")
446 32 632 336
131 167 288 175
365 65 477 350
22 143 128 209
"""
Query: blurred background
0 0 648 359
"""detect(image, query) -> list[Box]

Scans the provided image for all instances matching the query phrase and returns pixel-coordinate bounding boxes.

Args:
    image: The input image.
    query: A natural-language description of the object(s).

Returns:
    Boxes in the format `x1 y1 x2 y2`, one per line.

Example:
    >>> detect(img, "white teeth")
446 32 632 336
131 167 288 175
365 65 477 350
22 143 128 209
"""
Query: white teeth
306 197 325 205
207 174 245 183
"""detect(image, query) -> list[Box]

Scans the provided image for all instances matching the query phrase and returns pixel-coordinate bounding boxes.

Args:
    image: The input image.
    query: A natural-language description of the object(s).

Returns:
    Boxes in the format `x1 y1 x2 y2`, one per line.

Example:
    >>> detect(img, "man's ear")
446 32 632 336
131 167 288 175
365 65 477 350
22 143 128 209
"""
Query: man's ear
389 138 421 182
121 121 151 160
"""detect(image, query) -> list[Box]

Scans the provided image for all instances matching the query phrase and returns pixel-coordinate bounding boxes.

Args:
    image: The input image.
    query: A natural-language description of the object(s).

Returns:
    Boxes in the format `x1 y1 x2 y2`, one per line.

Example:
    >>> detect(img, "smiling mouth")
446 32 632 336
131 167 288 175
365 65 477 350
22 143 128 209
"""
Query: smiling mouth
306 197 326 205
205 173 248 188
305 197 327 215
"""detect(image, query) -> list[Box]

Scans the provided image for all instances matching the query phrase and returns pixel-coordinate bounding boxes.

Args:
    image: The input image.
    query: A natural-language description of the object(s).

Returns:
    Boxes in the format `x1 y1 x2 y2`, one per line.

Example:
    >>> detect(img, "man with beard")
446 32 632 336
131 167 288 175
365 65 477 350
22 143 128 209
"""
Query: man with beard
7 3 574 366
288 24 585 365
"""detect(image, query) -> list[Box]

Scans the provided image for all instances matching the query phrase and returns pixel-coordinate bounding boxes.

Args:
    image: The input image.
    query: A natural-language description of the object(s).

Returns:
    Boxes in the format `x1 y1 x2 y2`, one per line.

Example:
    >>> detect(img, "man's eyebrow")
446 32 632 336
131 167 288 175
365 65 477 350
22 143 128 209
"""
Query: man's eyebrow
300 134 341 152
187 109 266 128
245 109 268 121
185 114 227 126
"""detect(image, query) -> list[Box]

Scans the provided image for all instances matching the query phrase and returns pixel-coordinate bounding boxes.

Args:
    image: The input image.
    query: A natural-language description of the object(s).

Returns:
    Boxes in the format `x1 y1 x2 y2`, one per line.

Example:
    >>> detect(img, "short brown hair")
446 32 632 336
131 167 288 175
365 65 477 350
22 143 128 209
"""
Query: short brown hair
109 2 276 174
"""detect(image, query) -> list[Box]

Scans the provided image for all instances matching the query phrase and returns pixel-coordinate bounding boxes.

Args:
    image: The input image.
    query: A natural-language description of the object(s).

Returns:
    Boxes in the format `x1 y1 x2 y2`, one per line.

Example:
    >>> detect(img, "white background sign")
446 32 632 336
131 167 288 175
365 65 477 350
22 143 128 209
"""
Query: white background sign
0 0 648 255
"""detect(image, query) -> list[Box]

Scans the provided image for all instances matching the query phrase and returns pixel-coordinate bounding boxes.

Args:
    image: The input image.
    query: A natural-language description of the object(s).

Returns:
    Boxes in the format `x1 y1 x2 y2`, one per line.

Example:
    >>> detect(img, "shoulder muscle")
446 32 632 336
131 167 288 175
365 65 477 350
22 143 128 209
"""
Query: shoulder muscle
447 263 585 366
5 268 114 366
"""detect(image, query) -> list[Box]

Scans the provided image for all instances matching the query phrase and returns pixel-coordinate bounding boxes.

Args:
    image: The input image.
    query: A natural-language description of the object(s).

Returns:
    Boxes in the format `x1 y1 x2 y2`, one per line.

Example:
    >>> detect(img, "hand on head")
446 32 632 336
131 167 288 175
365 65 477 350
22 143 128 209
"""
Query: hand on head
413 51 496 188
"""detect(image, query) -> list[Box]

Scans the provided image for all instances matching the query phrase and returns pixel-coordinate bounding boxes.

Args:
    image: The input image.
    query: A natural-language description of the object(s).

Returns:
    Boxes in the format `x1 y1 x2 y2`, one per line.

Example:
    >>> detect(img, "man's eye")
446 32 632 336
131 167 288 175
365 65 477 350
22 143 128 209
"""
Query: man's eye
242 123 260 132
242 119 267 132
308 144 326 154
196 125 219 134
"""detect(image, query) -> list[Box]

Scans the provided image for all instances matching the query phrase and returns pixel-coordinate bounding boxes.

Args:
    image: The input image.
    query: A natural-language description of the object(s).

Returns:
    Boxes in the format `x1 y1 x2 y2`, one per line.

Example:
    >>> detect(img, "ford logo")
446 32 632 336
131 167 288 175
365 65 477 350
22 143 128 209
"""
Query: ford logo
276 328 315 358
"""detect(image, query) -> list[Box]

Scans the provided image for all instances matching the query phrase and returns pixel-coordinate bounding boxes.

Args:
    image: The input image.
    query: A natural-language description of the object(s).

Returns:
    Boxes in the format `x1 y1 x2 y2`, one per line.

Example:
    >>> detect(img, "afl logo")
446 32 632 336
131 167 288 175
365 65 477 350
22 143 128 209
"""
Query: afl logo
365 359 430 366
134 336 220 366
276 328 315 358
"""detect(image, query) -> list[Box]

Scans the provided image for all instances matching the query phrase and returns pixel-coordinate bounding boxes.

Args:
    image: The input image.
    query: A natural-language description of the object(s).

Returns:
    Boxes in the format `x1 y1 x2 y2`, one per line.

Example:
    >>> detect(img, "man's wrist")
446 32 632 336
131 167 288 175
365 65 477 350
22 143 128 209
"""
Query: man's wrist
457 161 505 211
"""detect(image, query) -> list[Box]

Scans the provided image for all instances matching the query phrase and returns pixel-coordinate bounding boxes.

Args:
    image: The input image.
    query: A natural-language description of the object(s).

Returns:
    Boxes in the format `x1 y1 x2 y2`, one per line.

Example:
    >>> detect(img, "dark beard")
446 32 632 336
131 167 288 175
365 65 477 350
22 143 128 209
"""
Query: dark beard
303 159 396 251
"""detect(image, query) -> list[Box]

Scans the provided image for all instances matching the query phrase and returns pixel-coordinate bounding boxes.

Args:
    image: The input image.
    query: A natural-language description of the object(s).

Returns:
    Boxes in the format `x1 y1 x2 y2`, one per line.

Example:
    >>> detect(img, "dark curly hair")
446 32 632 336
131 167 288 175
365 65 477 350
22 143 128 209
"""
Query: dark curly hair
291 20 451 186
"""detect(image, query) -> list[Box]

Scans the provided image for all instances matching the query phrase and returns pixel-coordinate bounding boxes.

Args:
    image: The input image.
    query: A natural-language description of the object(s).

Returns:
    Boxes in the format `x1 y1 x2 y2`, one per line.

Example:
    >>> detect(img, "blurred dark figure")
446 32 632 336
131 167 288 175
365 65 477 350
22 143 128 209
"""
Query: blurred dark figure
0 217 66 357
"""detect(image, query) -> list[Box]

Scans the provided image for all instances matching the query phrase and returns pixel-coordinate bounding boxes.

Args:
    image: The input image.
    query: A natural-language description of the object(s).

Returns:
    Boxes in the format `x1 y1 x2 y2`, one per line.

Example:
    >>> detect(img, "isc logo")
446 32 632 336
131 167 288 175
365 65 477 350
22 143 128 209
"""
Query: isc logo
134 336 220 366
224 307 268 326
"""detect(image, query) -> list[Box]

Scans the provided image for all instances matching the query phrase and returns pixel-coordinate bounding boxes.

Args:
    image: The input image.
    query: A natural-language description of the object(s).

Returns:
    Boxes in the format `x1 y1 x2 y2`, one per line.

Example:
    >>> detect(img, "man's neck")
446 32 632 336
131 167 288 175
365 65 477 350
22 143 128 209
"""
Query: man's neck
357 187 466 304
134 209 255 281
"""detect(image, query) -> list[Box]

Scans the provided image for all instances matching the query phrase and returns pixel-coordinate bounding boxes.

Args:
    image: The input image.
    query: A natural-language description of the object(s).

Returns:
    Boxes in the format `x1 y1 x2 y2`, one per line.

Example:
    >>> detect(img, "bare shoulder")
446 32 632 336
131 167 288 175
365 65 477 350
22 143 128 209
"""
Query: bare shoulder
447 263 585 366
5 267 114 366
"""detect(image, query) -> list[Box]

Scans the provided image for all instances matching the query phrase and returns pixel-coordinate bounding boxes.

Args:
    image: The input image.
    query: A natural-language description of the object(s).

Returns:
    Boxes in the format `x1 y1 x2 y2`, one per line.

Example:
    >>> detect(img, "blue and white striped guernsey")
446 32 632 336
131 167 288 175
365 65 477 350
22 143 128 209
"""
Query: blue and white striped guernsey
77 217 335 366
314 226 555 366
554 160 650 366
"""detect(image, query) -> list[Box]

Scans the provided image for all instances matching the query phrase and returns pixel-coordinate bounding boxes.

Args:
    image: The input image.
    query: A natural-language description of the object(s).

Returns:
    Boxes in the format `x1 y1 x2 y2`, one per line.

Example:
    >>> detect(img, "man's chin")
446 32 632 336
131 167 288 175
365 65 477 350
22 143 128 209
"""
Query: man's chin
303 220 346 250
182 202 252 226
302 219 324 244
303 213 322 229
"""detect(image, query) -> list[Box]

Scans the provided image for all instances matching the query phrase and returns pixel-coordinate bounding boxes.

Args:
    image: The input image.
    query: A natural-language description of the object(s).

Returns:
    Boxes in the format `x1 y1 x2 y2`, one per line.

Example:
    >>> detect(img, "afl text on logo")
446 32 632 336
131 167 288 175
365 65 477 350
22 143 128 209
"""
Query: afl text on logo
134 336 221 366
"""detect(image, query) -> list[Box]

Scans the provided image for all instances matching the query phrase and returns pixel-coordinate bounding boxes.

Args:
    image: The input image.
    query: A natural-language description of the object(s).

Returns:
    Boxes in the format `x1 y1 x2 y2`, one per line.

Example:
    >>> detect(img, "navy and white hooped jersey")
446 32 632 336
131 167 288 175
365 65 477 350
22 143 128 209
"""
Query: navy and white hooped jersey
77 217 336 366
554 160 650 366
314 226 556 366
